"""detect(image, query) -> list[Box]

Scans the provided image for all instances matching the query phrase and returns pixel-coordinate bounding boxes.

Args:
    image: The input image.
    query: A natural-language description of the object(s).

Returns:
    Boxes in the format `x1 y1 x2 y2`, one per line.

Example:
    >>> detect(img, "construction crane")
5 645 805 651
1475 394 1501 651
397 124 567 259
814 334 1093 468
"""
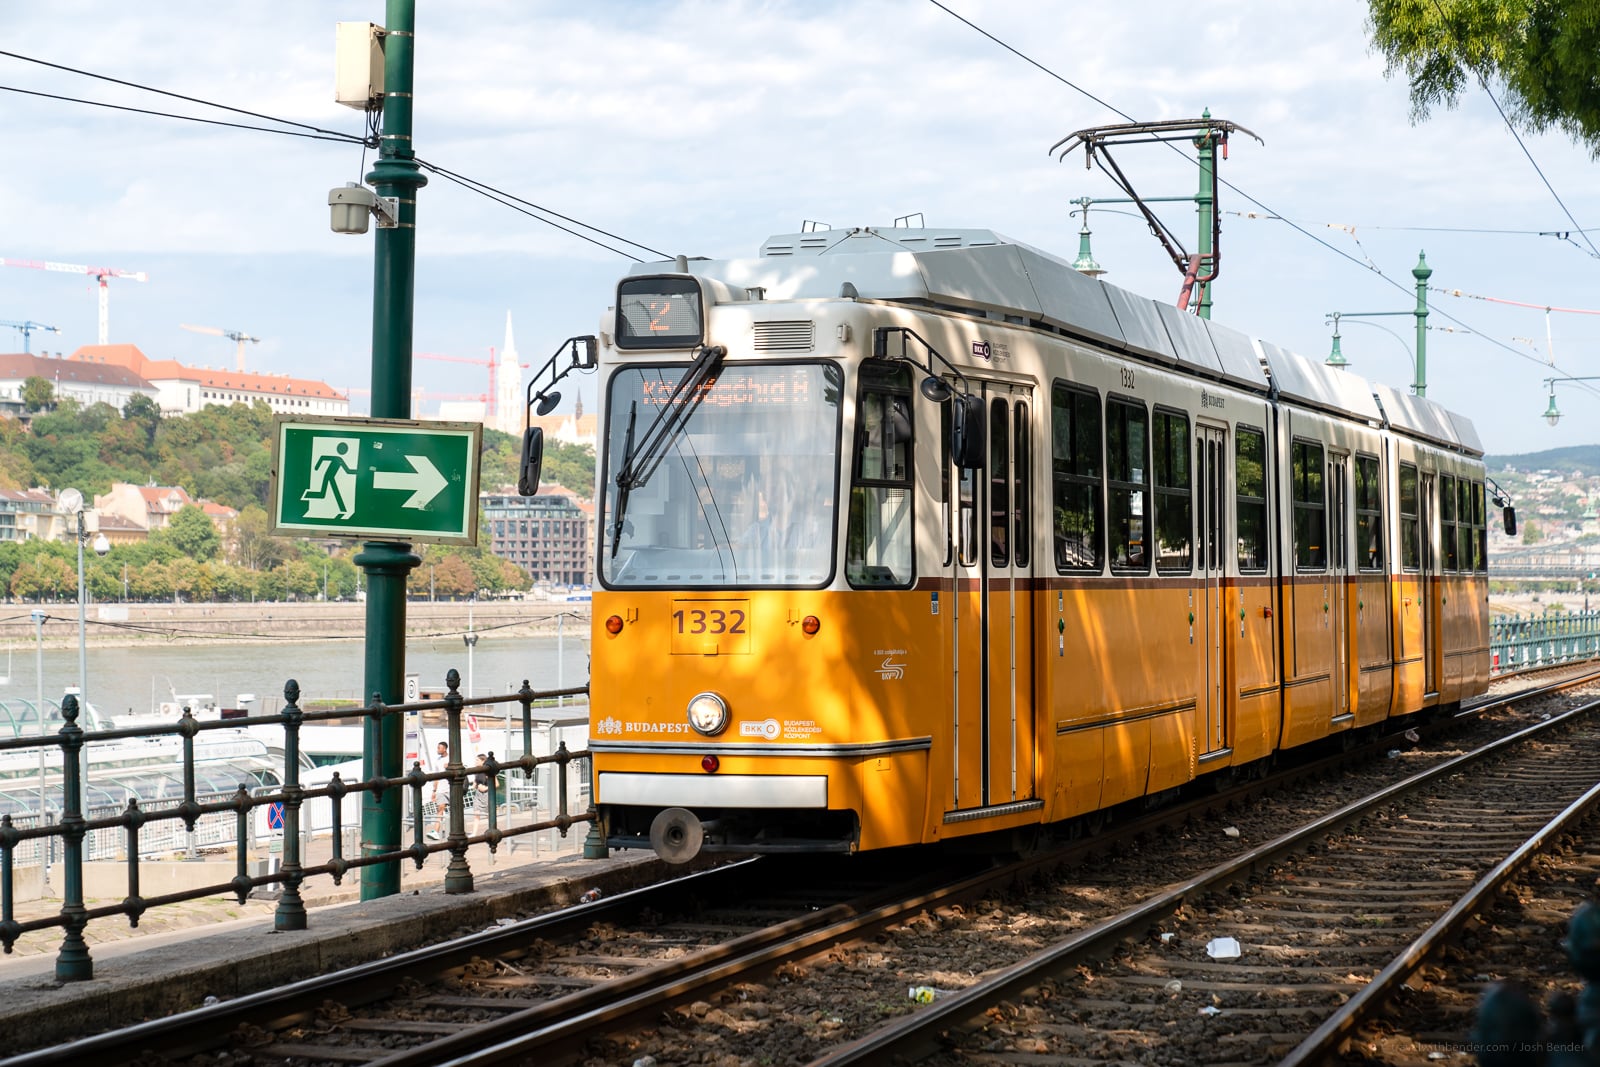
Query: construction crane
415 349 528 422
0 320 60 354
0 256 148 345
181 323 261 372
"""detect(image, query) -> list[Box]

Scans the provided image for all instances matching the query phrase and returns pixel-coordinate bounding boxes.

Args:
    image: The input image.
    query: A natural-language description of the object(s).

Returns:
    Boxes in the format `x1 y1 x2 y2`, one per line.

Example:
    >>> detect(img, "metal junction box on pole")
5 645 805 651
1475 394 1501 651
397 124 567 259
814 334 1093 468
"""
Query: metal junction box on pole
334 21 385 110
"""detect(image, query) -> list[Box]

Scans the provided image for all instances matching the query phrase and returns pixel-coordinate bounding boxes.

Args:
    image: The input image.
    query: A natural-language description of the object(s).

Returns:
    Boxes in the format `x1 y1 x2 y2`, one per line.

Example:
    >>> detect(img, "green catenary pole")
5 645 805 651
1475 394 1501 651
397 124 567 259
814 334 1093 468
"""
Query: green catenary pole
1194 110 1216 320
356 0 426 900
1412 251 1431 397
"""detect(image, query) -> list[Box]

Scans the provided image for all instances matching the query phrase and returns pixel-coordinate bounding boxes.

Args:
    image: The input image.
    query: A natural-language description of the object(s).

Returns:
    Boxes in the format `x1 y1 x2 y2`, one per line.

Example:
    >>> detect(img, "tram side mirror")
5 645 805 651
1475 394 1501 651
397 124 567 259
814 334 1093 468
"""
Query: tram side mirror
1503 506 1517 537
517 427 545 496
951 393 985 470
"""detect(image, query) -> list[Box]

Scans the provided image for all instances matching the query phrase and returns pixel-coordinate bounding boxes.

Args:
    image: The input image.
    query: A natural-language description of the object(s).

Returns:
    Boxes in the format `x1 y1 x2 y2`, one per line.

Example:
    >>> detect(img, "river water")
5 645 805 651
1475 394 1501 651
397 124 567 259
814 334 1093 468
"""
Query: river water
0 627 591 722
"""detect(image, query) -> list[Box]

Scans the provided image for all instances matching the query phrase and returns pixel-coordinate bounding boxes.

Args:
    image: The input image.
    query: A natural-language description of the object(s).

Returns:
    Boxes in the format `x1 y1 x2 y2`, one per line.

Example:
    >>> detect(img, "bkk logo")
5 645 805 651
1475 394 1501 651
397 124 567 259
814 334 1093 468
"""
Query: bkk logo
739 719 781 740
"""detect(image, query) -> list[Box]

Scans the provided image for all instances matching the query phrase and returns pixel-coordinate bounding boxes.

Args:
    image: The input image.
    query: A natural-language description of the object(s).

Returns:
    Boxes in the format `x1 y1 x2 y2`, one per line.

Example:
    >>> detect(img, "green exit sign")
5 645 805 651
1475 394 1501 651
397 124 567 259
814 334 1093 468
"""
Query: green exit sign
269 415 481 545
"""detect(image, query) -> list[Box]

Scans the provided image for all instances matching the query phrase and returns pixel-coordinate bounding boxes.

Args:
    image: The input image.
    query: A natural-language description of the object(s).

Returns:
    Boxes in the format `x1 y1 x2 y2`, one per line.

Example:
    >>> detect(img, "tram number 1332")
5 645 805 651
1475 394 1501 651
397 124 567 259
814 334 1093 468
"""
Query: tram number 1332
672 606 748 634
669 600 752 656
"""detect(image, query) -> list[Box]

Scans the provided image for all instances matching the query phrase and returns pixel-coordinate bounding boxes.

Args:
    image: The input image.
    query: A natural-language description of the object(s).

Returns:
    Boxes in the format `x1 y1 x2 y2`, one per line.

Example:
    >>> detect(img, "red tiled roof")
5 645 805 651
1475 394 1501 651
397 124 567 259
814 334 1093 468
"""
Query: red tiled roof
71 344 150 375
71 345 345 401
94 513 146 532
138 485 196 513
0 352 153 389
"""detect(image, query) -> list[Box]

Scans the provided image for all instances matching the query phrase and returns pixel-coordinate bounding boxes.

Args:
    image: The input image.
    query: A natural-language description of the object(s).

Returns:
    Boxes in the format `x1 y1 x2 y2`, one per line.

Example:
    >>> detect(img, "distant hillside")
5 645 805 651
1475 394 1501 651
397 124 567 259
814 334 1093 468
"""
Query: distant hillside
1485 445 1600 474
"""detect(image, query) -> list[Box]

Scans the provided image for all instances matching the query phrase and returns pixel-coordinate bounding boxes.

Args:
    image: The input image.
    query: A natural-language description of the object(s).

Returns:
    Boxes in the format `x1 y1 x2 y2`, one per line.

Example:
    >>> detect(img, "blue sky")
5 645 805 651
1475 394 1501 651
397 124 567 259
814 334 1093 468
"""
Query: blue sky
2 0 1597 454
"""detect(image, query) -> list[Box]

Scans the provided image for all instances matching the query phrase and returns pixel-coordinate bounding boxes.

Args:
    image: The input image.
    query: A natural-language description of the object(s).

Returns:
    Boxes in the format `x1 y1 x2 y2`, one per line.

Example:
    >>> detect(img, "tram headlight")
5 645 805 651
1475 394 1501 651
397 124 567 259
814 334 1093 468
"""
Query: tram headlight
686 691 729 736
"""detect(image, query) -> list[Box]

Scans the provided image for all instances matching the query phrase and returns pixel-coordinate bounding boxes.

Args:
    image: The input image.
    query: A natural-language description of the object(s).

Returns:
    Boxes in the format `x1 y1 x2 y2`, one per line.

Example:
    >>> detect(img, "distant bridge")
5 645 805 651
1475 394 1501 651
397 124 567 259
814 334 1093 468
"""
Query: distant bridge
1488 563 1598 580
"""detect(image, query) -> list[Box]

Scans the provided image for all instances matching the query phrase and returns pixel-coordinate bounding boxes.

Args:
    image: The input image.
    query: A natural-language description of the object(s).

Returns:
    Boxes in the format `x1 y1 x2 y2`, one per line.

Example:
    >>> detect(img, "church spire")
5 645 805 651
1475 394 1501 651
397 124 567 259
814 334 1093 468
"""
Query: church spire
496 311 522 434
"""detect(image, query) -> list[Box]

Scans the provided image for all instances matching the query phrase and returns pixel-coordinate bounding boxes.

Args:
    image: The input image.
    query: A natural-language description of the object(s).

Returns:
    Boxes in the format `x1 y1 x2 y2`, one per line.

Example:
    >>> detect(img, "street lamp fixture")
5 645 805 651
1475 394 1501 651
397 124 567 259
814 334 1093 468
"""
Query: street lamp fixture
1322 254 1432 393
1540 376 1600 427
1325 325 1348 368
55 488 90 720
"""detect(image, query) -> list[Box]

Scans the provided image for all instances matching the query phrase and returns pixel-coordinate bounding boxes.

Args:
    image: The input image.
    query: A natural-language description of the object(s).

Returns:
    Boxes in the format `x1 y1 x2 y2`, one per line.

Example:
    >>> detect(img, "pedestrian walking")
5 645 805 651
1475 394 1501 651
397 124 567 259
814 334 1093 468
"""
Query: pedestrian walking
471 753 490 834
428 741 449 839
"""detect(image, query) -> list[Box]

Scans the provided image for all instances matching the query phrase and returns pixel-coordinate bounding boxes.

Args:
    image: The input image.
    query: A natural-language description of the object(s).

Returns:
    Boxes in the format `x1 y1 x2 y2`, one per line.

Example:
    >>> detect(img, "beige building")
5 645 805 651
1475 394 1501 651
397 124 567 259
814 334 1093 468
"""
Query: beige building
94 483 233 535
0 351 157 413
71 344 348 418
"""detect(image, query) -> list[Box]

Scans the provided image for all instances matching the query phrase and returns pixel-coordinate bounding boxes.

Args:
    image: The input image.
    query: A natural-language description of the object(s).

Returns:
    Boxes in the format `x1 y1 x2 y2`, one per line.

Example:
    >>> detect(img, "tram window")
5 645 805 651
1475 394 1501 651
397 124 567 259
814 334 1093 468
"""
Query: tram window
1236 427 1268 572
1399 462 1420 569
1153 408 1191 573
1457 477 1474 575
1013 402 1030 568
855 391 910 482
847 360 915 587
1107 397 1150 573
1291 438 1326 570
1440 473 1458 572
959 465 979 566
1474 480 1487 572
990 397 1010 566
1050 382 1102 572
1355 454 1383 571
941 399 953 566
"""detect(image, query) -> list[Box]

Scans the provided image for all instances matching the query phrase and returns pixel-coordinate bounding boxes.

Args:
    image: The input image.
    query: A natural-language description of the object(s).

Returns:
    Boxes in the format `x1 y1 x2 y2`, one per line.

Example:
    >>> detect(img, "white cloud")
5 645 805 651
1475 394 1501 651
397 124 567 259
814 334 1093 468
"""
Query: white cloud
0 0 1595 450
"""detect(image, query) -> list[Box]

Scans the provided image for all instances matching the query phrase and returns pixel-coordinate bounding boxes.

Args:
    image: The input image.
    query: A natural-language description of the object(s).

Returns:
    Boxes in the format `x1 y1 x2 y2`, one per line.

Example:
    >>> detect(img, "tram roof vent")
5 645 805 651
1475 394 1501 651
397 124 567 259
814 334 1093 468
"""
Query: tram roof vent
752 320 815 352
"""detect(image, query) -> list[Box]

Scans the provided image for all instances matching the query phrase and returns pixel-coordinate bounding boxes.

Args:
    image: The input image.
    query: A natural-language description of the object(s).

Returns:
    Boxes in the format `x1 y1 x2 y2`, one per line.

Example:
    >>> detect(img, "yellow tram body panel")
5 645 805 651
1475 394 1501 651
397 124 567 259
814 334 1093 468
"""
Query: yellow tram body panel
589 588 951 850
1228 576 1280 767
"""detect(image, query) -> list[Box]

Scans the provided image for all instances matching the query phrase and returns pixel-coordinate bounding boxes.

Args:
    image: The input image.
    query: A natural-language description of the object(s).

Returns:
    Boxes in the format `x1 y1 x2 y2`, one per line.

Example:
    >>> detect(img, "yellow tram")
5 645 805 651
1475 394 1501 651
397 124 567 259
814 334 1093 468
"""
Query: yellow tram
520 225 1502 863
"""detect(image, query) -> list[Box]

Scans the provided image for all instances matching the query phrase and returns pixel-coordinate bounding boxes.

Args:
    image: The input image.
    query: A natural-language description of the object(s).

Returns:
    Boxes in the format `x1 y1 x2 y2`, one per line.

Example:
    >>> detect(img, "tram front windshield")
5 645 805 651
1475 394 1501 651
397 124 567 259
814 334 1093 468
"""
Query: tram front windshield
602 361 842 587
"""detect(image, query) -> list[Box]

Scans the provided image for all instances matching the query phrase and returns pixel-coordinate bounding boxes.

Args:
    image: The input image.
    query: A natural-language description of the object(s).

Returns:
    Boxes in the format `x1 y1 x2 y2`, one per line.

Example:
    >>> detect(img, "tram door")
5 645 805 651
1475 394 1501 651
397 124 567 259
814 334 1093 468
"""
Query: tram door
1196 425 1228 755
1329 451 1352 720
1419 471 1437 697
949 384 1036 813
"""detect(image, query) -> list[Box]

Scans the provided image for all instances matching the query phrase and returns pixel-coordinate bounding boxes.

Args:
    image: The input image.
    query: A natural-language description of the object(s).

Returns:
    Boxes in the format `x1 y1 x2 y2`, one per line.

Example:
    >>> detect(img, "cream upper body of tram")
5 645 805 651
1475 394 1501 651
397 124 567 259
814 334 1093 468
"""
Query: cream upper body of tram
566 226 1491 863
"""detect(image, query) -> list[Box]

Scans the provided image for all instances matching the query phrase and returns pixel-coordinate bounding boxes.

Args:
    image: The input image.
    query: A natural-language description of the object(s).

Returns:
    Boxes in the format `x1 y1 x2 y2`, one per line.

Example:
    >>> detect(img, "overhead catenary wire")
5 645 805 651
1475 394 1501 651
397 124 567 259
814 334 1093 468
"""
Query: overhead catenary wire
0 84 369 145
1 48 664 262
926 0 1600 394
415 158 668 261
0 47 368 142
1421 0 1600 262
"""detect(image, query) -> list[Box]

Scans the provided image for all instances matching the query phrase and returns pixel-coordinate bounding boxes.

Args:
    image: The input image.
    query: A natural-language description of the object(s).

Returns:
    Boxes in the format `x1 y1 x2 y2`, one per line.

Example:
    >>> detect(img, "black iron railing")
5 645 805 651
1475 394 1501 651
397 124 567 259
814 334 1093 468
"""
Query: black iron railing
1490 611 1600 673
0 667 591 981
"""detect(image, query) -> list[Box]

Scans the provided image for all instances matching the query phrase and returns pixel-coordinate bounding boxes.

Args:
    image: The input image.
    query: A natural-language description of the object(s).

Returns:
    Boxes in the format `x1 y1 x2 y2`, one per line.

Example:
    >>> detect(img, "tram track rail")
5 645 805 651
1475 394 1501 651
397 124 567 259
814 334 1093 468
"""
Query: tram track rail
812 687 1600 1065
6 668 1600 1067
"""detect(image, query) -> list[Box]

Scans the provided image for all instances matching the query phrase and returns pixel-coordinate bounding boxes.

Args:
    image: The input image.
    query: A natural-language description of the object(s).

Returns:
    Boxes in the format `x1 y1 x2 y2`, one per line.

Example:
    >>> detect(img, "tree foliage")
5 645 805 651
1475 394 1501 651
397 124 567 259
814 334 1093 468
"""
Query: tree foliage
1367 0 1600 155
158 504 222 562
20 377 54 412
4 398 576 601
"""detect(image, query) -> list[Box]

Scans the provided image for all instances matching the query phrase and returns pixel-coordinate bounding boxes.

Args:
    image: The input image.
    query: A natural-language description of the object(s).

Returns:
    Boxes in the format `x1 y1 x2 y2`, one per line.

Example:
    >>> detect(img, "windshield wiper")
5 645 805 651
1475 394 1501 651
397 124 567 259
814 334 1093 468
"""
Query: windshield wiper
609 402 638 559
608 345 727 560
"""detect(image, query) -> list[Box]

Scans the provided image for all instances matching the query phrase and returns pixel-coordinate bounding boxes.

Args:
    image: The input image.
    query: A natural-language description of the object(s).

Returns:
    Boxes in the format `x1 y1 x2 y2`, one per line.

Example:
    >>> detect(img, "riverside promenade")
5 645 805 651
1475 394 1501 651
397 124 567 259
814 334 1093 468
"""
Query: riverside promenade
0 598 586 650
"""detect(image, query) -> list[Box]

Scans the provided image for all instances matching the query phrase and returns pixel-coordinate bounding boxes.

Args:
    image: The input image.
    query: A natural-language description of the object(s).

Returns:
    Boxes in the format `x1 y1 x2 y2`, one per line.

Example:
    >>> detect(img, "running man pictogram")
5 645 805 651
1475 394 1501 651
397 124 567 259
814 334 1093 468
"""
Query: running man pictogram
302 437 360 519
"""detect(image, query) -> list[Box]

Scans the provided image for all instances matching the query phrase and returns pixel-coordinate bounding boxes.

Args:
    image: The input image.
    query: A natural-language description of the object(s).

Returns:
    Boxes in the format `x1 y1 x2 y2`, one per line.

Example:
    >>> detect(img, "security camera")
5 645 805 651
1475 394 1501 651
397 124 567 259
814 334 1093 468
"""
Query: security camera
329 182 377 234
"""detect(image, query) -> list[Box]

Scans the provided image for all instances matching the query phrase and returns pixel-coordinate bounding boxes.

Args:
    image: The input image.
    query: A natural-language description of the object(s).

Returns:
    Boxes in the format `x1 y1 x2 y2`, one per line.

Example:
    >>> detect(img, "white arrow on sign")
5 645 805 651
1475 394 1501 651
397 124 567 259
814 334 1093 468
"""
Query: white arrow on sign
373 455 449 509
